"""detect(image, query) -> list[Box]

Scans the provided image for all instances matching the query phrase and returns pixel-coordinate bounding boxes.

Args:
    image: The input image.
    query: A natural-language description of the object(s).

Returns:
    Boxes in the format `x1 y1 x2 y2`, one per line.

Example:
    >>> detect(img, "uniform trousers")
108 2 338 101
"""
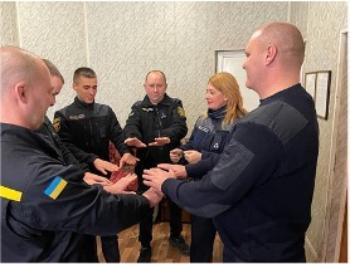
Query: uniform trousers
139 199 182 247
190 215 216 262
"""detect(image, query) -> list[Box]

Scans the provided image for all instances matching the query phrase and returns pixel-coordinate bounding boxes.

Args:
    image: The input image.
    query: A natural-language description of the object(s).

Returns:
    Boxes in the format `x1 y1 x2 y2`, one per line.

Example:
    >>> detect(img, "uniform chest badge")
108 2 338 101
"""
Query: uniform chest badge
44 176 67 200
68 113 85 120
142 107 153 112
52 117 61 133
213 142 220 149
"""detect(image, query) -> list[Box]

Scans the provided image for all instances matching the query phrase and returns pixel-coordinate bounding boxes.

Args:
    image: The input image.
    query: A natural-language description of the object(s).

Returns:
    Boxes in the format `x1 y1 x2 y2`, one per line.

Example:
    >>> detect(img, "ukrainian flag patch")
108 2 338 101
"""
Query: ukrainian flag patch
44 176 67 200
0 185 22 202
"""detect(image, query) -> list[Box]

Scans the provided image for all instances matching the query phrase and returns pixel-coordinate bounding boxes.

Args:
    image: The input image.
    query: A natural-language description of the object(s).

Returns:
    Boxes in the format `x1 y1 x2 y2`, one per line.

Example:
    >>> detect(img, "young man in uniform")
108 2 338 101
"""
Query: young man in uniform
54 67 137 262
124 70 189 262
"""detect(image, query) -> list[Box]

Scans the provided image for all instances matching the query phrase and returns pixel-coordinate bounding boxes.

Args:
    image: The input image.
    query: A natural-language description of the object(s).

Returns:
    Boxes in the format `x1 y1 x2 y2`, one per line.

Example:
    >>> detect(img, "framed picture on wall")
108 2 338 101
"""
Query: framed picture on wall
304 70 331 120
215 50 259 111
304 72 316 99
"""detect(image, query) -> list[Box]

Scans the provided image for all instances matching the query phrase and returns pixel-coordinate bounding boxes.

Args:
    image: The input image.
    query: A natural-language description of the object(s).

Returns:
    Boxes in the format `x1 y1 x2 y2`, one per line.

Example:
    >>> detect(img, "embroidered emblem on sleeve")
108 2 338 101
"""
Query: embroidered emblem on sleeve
44 176 67 200
52 117 61 133
0 185 23 202
177 106 186 118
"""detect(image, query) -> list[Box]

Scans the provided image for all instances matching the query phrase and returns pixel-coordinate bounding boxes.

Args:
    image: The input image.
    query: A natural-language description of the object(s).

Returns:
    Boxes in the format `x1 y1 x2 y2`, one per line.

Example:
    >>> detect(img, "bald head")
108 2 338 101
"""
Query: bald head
0 46 48 96
256 22 305 67
0 46 53 129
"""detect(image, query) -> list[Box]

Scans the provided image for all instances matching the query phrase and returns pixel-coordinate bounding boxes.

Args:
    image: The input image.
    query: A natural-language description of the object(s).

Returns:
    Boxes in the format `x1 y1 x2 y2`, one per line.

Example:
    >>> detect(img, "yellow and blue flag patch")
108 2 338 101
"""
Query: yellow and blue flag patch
0 185 22 202
44 176 67 200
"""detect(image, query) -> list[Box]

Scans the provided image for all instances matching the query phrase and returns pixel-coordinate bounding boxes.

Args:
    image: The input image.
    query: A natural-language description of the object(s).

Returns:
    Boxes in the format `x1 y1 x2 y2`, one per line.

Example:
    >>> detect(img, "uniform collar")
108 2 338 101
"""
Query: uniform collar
207 106 227 120
260 83 302 105
141 94 172 107
74 96 95 109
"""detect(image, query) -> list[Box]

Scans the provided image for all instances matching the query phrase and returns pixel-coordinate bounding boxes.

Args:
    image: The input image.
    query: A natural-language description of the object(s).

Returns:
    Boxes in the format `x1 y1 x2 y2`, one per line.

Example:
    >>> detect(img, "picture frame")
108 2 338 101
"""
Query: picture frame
304 71 331 120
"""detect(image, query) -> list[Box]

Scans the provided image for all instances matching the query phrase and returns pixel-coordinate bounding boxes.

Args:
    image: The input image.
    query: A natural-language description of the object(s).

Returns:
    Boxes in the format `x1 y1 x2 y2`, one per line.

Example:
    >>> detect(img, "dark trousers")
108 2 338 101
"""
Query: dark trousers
139 199 183 247
80 235 99 262
101 235 120 262
190 215 216 262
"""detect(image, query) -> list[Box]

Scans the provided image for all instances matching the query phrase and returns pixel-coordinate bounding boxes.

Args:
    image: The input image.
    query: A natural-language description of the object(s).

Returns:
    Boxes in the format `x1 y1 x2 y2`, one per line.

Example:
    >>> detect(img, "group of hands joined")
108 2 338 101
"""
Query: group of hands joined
83 137 202 208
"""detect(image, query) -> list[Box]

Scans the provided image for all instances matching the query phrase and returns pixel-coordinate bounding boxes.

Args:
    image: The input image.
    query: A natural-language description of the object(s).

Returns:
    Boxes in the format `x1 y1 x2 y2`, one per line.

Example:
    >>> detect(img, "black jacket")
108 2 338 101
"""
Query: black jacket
0 123 149 262
124 94 187 188
54 97 129 169
35 116 89 172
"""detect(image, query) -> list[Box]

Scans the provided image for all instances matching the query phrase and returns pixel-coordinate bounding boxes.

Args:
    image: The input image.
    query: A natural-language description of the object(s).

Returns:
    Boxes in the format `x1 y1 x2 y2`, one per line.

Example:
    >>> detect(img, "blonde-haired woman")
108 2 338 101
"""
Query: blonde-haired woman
170 72 246 262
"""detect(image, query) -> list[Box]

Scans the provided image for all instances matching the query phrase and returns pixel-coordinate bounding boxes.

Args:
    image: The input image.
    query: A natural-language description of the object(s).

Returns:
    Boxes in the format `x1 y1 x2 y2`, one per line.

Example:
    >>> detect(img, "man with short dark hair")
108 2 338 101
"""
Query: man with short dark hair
54 67 138 262
143 22 319 262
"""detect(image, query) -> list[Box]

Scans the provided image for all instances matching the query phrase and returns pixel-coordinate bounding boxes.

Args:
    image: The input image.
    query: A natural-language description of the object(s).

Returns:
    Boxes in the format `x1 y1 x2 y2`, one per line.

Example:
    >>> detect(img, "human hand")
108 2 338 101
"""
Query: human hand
103 173 137 194
157 163 188 179
142 187 164 208
93 158 119 175
119 153 139 168
142 167 175 193
169 148 183 163
148 137 170 147
124 137 147 148
83 172 112 186
184 150 202 164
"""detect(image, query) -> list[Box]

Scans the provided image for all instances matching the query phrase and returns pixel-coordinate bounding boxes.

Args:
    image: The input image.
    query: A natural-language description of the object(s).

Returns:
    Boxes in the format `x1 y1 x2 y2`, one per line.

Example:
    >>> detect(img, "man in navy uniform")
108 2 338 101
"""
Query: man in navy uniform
143 22 319 262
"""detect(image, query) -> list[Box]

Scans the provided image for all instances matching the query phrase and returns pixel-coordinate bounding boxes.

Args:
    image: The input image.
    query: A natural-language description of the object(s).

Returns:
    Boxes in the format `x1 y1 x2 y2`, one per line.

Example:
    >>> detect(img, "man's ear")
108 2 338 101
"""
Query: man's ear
265 43 278 65
14 82 28 104
73 82 77 92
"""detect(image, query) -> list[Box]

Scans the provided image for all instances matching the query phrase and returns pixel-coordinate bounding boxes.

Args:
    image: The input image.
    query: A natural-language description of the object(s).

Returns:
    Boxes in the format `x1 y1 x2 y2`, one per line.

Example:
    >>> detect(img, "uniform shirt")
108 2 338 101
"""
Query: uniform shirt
161 84 319 262
0 123 150 262
54 97 129 169
180 106 236 179
124 94 187 190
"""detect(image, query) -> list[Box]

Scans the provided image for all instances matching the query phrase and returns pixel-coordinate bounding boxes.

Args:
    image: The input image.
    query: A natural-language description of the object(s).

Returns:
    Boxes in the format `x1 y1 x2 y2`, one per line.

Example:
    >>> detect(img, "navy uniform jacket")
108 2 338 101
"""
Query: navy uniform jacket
54 97 129 170
0 123 149 262
180 106 236 179
124 94 187 190
161 84 319 262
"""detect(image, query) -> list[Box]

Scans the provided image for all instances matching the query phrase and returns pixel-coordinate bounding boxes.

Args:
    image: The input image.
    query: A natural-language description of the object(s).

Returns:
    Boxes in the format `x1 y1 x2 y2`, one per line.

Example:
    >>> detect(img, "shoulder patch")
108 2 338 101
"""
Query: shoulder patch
0 185 22 202
44 176 67 200
52 117 61 133
177 106 186 118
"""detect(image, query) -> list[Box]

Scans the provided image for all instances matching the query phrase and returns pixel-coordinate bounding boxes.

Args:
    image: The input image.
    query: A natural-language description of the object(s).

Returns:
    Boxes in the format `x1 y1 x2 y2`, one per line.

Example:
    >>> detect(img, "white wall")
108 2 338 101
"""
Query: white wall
0 1 288 130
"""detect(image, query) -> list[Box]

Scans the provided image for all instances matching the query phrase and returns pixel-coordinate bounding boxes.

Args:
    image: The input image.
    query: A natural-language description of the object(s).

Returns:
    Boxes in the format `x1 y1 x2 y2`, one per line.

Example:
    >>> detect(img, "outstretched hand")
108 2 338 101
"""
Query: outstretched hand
124 137 147 148
93 158 119 175
103 173 137 194
119 153 139 168
184 150 202 164
83 172 112 186
148 137 170 147
157 163 188 179
142 167 175 193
